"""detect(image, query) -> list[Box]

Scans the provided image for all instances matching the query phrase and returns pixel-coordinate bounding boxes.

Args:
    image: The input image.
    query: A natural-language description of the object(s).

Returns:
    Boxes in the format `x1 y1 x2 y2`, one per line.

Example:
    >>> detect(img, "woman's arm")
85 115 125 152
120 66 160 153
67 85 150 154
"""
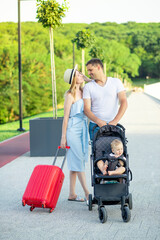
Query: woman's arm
60 93 74 148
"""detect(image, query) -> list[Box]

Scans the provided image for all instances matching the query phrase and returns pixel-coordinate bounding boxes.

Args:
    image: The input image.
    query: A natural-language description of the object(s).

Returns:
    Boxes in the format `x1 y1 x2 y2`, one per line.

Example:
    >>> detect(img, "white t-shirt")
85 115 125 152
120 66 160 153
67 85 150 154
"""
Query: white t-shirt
83 77 125 123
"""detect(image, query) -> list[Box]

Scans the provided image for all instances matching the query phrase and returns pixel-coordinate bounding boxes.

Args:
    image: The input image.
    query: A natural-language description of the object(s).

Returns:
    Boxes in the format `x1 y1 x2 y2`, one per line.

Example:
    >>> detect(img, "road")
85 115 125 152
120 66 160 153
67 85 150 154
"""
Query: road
0 92 160 240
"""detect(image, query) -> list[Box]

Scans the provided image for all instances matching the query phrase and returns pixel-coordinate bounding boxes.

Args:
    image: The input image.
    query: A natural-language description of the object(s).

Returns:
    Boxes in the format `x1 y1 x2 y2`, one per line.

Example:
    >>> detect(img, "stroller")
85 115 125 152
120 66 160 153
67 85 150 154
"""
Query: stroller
88 124 133 223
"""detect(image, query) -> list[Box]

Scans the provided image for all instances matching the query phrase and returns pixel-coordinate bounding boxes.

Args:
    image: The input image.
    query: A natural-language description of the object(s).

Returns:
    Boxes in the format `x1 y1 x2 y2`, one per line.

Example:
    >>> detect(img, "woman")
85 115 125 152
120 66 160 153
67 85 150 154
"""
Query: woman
60 65 90 202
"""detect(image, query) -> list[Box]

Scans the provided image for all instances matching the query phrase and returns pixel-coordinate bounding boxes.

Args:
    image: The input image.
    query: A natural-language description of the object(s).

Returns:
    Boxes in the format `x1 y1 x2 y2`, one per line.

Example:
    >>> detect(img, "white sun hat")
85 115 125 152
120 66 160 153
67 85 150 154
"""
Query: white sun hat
64 64 78 84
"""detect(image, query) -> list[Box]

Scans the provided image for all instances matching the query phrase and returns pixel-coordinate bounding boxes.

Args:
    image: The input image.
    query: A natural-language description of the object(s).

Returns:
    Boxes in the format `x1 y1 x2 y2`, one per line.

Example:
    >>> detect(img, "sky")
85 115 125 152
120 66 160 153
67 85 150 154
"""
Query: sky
0 0 160 24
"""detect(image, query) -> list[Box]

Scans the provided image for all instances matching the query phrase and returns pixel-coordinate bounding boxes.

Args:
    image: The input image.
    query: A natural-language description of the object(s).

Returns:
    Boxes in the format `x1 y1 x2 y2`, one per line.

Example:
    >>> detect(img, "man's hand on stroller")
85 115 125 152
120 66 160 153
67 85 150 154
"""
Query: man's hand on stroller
108 119 118 126
97 119 107 128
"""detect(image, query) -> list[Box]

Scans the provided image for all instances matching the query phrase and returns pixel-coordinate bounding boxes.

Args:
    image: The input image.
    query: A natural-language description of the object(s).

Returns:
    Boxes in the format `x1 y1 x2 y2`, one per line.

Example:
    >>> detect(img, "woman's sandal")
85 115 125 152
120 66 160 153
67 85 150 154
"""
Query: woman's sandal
68 195 84 202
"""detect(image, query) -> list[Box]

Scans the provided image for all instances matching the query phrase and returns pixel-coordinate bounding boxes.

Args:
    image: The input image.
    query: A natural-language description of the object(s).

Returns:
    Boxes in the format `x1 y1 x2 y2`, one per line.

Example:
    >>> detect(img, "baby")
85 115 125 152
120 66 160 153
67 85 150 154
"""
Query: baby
97 139 126 175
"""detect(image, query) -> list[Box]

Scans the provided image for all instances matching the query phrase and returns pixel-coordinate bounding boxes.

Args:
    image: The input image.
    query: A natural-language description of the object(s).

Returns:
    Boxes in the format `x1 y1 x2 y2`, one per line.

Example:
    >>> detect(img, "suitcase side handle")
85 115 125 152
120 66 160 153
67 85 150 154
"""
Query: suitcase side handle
53 146 70 169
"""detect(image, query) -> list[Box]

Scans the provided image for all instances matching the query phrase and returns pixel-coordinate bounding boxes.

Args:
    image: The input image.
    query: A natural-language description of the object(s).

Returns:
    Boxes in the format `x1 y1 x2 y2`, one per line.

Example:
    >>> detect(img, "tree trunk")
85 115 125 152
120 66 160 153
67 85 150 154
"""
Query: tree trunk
73 42 75 68
49 27 57 119
104 62 106 76
82 48 85 74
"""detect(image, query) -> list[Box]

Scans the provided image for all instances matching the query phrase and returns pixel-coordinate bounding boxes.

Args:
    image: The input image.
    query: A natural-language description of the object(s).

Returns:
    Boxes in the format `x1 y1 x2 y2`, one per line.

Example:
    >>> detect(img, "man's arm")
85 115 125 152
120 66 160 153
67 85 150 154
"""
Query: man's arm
83 98 107 127
109 91 128 126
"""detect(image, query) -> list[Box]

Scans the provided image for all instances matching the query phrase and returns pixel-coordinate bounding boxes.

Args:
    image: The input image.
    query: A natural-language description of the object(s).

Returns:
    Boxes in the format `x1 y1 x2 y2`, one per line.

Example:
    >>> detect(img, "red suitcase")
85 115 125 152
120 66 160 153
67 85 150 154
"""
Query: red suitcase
22 146 69 213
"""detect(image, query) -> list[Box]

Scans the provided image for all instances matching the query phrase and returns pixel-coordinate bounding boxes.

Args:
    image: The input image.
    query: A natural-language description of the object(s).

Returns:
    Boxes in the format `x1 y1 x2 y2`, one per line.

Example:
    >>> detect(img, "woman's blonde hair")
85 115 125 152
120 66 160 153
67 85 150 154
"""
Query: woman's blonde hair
67 71 83 100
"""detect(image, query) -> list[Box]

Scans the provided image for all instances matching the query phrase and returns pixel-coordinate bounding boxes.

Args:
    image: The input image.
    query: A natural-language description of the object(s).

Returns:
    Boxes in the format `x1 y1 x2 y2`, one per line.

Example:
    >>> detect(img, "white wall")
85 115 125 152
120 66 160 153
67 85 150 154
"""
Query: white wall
144 82 160 100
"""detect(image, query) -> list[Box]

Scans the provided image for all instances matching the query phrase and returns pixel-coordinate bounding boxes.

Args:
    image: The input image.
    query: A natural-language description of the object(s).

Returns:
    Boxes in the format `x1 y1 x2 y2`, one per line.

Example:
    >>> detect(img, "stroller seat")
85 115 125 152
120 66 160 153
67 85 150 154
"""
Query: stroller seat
93 135 127 180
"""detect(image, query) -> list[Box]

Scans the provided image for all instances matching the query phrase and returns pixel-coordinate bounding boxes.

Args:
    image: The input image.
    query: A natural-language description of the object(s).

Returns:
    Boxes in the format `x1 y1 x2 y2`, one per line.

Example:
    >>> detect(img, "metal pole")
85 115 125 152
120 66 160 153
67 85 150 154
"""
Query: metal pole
17 0 25 131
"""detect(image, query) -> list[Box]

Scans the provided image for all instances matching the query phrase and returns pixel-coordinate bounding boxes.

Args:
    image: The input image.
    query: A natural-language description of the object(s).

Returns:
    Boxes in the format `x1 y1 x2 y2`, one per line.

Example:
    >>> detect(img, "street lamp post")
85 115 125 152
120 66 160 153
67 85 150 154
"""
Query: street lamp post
17 0 25 131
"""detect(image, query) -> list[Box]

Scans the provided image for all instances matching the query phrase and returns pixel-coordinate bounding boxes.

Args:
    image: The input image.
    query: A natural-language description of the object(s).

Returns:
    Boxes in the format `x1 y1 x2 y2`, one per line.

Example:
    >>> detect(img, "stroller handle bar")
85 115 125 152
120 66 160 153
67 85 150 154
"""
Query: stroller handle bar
116 123 125 131
92 123 125 134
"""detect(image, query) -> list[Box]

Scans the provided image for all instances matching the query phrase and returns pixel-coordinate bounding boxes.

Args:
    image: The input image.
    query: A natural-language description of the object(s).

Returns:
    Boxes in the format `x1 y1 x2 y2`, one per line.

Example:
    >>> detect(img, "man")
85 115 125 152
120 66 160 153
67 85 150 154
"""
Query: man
83 58 128 140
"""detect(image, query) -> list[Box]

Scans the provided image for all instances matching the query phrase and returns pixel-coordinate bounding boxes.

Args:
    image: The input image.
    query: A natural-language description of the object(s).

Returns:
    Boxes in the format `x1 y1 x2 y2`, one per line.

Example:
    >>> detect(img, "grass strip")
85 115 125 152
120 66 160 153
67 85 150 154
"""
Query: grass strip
0 109 64 142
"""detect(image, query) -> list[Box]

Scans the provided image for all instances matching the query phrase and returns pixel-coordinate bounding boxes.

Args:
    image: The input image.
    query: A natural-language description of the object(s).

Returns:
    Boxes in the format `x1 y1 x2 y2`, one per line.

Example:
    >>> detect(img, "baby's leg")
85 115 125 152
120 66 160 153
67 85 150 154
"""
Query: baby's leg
108 166 125 176
104 160 108 173
97 160 108 175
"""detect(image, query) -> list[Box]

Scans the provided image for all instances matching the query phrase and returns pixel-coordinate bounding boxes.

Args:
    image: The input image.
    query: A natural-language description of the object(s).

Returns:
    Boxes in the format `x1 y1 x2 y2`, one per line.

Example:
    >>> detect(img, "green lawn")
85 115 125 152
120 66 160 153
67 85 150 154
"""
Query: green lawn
0 109 64 142
132 78 160 88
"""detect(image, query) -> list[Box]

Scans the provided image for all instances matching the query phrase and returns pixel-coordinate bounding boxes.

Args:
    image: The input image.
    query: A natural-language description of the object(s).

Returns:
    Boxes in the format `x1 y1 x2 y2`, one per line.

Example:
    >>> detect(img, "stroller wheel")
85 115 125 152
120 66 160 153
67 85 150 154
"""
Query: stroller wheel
122 206 131 222
99 207 107 223
88 194 92 211
128 193 133 210
125 193 133 210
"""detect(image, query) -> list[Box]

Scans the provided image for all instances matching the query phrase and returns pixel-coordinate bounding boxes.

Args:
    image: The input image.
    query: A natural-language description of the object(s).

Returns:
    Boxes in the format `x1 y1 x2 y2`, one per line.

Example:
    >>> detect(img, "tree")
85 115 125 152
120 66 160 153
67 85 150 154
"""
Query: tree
0 43 19 123
73 29 95 74
1 22 160 124
89 46 105 62
89 46 106 74
36 0 68 118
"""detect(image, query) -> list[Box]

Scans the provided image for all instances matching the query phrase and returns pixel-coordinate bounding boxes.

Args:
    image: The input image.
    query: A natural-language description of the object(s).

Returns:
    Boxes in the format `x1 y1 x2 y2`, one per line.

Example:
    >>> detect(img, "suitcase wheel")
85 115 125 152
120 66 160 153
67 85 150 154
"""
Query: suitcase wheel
42 203 46 208
30 206 35 212
49 208 54 213
22 201 26 207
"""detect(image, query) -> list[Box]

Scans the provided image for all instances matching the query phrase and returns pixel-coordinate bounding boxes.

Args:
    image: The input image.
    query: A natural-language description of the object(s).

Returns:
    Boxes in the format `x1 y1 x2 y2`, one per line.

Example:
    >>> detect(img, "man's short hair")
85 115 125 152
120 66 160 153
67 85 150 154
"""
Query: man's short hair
86 58 103 69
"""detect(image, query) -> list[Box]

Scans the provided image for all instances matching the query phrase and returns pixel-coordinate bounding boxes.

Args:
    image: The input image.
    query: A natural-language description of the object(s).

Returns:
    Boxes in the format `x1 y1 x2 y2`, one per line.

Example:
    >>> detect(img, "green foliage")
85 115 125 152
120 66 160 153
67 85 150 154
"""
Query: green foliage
87 22 160 78
36 0 68 118
73 29 95 50
93 38 141 78
0 42 19 123
89 46 105 62
132 78 160 88
36 0 68 29
0 21 160 124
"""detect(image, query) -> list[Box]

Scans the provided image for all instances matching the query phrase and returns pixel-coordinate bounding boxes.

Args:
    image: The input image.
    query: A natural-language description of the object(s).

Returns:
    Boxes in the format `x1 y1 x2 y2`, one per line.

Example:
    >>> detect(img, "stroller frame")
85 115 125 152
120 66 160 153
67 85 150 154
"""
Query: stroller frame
88 124 133 223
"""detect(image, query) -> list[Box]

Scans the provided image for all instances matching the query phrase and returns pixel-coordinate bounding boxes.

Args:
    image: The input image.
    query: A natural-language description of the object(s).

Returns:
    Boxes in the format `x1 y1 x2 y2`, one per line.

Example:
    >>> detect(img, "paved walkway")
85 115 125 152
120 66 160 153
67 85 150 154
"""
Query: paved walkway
0 92 160 240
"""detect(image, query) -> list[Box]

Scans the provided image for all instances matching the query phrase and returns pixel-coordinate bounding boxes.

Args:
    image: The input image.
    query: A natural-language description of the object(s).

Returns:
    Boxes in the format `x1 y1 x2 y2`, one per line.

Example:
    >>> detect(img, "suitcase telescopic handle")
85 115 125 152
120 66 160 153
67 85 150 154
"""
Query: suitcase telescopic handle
52 146 70 169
